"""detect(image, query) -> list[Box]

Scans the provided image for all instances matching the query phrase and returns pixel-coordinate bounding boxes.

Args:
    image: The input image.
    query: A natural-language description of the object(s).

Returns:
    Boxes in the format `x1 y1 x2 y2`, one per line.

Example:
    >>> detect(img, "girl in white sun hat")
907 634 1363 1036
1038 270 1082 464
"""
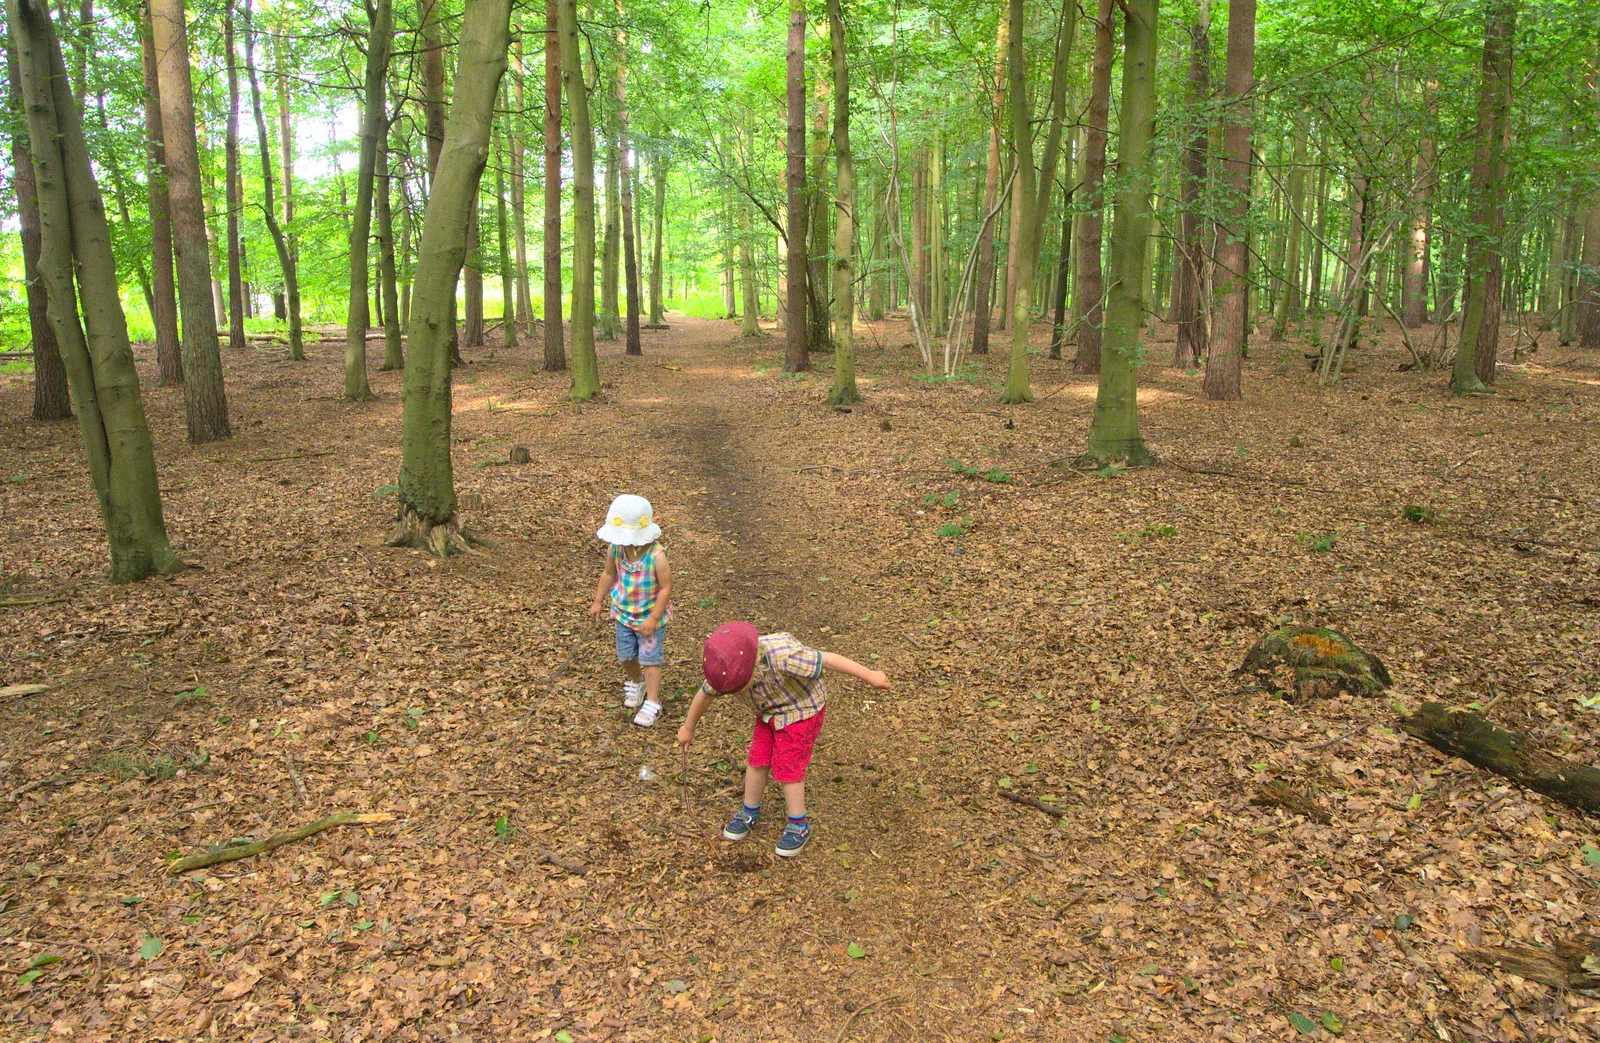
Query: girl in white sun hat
588 494 674 726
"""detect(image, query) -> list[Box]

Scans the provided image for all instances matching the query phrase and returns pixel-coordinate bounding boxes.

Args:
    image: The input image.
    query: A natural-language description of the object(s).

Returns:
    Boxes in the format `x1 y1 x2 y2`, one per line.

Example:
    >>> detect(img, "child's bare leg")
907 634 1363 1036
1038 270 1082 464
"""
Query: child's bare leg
622 660 642 683
743 764 769 808
780 781 805 819
641 664 661 705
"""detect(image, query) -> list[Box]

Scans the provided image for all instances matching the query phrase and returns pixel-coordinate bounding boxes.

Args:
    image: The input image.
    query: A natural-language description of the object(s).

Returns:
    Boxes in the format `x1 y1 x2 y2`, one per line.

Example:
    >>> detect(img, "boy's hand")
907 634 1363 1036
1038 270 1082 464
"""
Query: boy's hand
639 617 658 638
864 670 891 690
676 722 695 747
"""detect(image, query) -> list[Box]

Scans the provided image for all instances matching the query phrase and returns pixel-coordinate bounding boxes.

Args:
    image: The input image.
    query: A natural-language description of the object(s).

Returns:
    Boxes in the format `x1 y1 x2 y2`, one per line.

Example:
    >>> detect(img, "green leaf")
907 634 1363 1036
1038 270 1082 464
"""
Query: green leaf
843 889 861 901
554 1033 575 1043
16 969 42 987
1320 1012 1344 1034
28 955 60 968
1582 843 1600 865
342 891 360 907
997 777 1012 789
1089 699 1101 712
1250 762 1268 772
371 484 399 499
846 942 866 959
1406 793 1422 811
666 979 687 993
354 920 375 931
494 816 511 838
139 936 163 960
1329 956 1344 971
1394 914 1415 932
319 891 339 908
1288 1012 1318 1035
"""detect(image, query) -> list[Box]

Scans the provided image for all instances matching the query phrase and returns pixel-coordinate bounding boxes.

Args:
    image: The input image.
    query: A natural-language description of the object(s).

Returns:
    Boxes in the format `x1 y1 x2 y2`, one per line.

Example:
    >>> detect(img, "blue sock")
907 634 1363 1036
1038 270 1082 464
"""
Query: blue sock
787 813 808 831
743 803 761 818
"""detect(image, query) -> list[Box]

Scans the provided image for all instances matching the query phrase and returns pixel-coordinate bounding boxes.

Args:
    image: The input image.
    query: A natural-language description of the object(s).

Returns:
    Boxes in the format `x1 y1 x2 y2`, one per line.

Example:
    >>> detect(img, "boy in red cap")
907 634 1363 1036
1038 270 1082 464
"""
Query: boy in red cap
677 621 890 857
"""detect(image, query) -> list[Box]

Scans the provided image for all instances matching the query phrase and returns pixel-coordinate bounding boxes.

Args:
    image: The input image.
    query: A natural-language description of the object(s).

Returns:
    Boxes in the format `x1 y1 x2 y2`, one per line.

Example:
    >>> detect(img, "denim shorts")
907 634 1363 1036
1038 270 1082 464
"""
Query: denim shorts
615 620 665 666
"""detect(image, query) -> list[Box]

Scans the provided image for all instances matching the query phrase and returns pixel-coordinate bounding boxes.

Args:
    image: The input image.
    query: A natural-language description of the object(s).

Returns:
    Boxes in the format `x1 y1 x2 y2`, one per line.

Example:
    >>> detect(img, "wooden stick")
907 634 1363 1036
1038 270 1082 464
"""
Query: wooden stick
538 848 588 875
166 811 394 874
998 789 1069 819
0 683 51 700
253 450 336 463
0 596 66 609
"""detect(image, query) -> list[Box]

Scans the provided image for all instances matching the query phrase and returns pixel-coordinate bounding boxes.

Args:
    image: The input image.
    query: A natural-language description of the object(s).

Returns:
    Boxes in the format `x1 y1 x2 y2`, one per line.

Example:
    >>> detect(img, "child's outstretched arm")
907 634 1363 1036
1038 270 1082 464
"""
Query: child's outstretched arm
639 552 672 637
820 651 891 689
676 685 713 746
588 554 617 619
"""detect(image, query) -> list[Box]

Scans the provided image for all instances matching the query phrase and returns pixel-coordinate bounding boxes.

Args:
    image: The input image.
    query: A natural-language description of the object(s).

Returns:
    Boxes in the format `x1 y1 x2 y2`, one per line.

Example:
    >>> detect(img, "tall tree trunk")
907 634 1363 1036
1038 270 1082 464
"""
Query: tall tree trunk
559 0 598 395
9 0 178 580
970 3 1009 356
1171 3 1208 367
600 145 621 340
740 192 761 334
998 0 1035 404
223 0 245 351
274 24 295 305
241 0 303 361
929 142 945 335
345 0 392 400
616 23 641 356
497 126 517 347
826 0 857 404
1270 125 1307 341
808 69 831 351
868 177 886 320
649 157 666 325
377 131 403 367
783 0 809 371
1031 0 1078 270
394 0 513 550
1083 0 1157 465
5 38 70 419
1452 0 1517 391
138 13 182 384
1402 114 1435 328
541 0 565 371
1202 0 1253 401
150 0 231 442
1074 0 1114 374
511 33 532 335
420 0 459 364
464 203 485 347
1047 169 1073 358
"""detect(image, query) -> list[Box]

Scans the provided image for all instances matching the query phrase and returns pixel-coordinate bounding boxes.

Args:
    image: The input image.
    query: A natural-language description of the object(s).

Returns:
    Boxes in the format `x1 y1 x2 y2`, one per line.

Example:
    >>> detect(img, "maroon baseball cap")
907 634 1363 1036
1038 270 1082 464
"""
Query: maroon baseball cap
703 622 759 693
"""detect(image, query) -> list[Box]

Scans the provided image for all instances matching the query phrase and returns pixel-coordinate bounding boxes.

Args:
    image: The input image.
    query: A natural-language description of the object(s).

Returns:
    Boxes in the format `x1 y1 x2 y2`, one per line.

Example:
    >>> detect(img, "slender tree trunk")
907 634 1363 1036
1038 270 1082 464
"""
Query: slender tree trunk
511 33 532 334
9 0 178 579
1271 126 1307 341
345 0 392 399
559 0 599 395
1202 0 1253 401
221 0 246 351
150 0 230 442
1074 0 1114 374
808 70 831 351
1083 0 1157 465
1031 0 1078 270
970 4 1009 356
650 157 666 325
600 145 621 340
1452 0 1516 391
5 39 70 419
784 0 809 371
1047 171 1073 358
464 203 485 347
241 0 303 361
740 194 761 334
868 177 886 320
137 14 183 384
615 17 642 354
1577 193 1600 347
497 127 516 347
394 0 513 550
275 26 295 300
1171 4 1208 366
377 132 403 367
826 0 857 404
542 0 565 370
998 0 1035 404
1402 116 1435 328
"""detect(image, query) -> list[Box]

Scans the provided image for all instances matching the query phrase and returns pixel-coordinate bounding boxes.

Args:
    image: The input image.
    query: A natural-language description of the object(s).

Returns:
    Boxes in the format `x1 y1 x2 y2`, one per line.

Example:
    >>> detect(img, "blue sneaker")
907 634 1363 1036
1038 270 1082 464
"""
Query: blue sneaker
722 808 759 841
775 821 811 858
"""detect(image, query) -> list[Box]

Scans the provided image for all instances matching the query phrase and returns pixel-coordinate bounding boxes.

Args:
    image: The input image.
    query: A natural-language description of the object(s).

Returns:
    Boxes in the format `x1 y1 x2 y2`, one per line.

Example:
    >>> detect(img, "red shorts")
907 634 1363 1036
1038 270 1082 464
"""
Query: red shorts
747 708 825 784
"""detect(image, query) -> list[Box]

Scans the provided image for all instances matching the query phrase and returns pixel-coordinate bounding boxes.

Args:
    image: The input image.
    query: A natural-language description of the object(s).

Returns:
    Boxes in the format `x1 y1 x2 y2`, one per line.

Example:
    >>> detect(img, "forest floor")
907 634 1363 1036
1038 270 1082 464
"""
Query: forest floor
1 310 1599 1043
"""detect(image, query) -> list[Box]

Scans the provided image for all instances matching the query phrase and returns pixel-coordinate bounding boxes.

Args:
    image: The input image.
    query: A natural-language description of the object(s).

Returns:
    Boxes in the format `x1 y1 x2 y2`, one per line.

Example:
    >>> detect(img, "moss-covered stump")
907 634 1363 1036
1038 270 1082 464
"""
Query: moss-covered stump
1400 701 1600 815
1237 625 1392 702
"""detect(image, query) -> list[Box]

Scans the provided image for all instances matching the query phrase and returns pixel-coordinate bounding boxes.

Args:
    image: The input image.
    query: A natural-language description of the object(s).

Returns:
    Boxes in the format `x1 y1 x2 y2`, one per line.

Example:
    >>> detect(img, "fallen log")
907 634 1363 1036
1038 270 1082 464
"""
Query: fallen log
1464 935 1600 992
998 789 1069 819
1250 778 1331 824
1399 702 1600 815
166 811 395 874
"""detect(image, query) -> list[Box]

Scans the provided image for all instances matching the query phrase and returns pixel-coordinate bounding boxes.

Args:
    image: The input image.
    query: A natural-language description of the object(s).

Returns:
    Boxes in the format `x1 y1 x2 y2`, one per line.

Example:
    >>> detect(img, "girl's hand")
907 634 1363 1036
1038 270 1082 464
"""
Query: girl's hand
676 722 695 747
864 670 891 690
587 599 604 620
639 617 658 638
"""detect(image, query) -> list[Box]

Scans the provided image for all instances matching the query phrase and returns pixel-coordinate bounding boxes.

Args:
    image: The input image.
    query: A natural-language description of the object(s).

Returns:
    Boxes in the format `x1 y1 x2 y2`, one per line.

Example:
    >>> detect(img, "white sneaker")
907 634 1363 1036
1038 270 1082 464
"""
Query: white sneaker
623 680 645 709
632 701 662 728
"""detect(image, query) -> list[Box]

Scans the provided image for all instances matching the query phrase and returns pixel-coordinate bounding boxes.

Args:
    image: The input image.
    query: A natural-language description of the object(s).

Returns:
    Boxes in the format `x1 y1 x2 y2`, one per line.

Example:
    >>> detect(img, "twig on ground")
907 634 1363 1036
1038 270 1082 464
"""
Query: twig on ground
1172 667 1197 700
166 812 395 874
285 755 308 805
832 995 896 1043
1483 966 1536 1043
0 595 66 608
0 683 51 701
998 789 1069 819
8 772 74 802
253 450 336 462
538 848 589 875
1296 728 1357 752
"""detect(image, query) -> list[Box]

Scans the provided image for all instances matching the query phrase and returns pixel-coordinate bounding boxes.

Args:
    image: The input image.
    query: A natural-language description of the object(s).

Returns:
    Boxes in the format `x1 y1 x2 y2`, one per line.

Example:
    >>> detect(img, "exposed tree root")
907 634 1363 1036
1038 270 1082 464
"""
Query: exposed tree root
385 510 473 556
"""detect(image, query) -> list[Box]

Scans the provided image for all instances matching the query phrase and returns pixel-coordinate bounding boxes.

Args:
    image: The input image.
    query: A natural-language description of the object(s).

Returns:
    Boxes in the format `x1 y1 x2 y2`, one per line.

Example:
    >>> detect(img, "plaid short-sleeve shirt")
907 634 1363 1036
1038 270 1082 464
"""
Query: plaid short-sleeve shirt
699 632 824 729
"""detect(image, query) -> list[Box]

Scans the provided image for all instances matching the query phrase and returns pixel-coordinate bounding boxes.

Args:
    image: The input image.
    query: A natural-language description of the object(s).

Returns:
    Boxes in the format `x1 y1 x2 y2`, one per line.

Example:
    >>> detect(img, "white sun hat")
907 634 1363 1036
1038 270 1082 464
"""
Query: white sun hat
596 494 661 546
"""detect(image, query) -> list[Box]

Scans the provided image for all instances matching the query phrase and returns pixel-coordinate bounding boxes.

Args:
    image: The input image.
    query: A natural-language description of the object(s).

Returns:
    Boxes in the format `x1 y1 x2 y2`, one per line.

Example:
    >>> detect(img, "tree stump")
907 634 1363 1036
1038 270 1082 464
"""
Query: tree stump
1399 702 1600 815
509 446 531 464
1236 625 1391 702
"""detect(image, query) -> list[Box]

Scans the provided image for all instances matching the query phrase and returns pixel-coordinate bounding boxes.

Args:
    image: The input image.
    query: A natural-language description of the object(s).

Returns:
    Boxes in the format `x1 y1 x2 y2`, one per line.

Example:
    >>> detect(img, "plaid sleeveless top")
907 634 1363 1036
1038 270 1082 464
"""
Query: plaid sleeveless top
610 544 671 628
